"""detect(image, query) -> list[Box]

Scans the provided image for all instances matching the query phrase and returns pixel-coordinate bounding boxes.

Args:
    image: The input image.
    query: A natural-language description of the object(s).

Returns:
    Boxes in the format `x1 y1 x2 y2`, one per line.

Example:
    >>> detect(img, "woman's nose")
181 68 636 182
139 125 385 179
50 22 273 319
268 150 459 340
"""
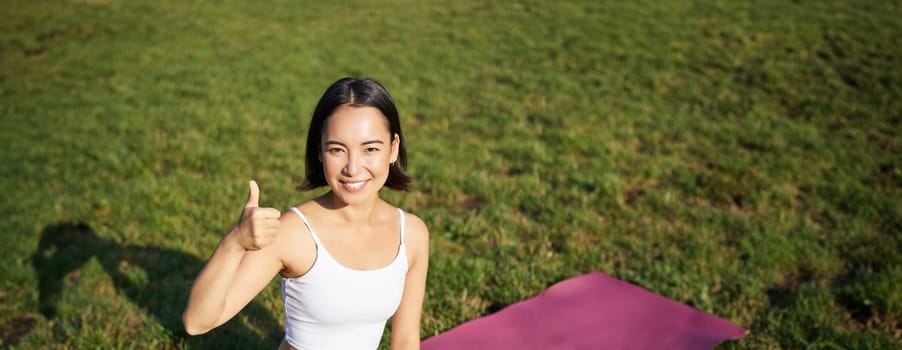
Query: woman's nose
343 152 359 175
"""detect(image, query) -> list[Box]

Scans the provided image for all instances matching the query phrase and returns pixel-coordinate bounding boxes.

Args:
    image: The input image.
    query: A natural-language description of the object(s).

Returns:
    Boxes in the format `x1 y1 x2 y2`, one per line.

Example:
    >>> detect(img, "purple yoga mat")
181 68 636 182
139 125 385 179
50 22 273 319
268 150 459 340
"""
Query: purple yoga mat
422 272 746 350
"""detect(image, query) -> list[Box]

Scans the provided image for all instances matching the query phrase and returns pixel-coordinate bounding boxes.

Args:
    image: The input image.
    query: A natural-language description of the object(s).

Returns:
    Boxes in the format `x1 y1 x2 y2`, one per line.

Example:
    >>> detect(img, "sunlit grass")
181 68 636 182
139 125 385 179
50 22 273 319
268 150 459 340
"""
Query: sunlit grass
1 0 899 349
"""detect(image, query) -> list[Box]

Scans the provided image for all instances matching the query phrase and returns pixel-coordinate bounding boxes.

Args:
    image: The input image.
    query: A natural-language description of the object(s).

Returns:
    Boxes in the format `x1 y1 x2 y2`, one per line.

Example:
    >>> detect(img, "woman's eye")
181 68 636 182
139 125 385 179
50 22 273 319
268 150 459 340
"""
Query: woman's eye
328 148 345 154
365 147 380 152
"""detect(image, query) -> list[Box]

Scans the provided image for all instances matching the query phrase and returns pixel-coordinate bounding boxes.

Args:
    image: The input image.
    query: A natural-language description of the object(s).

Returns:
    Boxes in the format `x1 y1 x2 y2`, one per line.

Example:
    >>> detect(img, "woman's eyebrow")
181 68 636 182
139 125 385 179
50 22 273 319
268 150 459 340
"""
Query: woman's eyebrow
323 140 346 147
323 140 385 147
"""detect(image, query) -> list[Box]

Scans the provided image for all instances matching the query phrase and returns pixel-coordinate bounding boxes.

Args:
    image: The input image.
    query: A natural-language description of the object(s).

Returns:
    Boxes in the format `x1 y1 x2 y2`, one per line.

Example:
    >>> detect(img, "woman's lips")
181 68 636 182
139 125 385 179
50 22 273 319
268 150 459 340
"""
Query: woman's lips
341 179 369 192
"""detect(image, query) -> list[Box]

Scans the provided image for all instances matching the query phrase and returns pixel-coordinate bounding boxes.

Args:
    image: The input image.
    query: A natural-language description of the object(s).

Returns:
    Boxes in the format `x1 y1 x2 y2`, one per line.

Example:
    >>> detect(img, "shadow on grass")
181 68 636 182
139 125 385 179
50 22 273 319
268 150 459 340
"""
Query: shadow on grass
21 222 281 349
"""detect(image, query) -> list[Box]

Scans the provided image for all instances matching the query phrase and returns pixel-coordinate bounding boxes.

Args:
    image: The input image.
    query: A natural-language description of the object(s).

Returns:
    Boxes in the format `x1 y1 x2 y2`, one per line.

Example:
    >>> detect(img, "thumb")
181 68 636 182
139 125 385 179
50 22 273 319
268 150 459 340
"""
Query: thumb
246 180 260 208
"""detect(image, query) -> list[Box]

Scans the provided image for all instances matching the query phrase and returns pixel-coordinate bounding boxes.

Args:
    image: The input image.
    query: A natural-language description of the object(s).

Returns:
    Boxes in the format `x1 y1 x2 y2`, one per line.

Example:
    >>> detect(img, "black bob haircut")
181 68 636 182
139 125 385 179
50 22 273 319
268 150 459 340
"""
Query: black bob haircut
298 77 411 191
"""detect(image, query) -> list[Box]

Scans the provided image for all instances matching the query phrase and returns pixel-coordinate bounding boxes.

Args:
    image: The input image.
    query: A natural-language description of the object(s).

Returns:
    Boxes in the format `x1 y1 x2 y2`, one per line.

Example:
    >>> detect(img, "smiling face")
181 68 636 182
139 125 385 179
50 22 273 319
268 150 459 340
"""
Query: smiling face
320 104 399 206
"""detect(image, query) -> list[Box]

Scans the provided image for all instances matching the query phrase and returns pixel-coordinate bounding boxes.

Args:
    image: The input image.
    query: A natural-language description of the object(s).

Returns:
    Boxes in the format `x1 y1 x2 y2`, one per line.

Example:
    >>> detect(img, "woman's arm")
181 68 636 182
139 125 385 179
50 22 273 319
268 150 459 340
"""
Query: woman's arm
390 213 430 350
182 181 284 335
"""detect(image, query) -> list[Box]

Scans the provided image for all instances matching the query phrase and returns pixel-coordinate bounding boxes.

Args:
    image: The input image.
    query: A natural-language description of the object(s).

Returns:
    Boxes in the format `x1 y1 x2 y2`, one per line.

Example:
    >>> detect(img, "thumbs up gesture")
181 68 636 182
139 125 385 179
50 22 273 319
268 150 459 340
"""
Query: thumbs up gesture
234 180 281 251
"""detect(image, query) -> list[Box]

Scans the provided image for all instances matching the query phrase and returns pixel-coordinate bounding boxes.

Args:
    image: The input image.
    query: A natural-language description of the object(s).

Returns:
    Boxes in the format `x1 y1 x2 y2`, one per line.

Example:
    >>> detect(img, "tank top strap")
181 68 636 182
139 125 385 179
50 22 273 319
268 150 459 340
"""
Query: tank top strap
397 208 406 247
290 207 322 246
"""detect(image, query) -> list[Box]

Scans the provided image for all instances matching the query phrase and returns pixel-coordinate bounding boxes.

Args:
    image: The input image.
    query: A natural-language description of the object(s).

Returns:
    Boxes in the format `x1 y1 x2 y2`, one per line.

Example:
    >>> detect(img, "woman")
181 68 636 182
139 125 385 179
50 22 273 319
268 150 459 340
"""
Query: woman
183 77 430 350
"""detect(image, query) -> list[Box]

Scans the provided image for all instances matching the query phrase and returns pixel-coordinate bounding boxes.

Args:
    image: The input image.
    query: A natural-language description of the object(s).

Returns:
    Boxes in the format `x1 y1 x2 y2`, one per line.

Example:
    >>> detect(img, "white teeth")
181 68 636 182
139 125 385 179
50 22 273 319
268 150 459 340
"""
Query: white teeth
344 181 366 190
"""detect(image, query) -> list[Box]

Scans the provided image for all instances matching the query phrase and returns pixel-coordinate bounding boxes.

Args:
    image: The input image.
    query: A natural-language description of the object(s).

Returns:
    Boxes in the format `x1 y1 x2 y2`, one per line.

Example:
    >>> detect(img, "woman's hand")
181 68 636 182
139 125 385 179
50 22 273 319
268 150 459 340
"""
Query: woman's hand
232 180 281 251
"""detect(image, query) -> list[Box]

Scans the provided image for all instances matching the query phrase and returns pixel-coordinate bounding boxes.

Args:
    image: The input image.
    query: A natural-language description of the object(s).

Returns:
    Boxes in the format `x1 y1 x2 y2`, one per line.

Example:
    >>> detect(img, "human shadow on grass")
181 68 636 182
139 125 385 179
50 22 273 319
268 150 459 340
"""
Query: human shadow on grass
26 222 282 349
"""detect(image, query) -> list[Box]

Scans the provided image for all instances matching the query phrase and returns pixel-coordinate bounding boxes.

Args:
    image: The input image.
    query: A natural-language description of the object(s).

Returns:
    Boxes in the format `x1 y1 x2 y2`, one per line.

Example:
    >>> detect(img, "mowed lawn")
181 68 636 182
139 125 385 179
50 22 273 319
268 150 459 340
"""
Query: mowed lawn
1 0 899 349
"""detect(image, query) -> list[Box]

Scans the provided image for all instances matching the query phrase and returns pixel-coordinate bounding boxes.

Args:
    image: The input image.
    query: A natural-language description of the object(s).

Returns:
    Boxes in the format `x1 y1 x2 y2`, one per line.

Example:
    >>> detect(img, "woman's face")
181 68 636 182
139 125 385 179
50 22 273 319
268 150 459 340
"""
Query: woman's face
320 105 399 206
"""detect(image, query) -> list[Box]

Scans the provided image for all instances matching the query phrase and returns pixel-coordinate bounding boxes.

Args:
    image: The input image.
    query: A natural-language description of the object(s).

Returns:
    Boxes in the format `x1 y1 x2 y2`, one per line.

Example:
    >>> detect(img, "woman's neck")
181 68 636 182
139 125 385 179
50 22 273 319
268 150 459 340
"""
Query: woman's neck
316 191 384 225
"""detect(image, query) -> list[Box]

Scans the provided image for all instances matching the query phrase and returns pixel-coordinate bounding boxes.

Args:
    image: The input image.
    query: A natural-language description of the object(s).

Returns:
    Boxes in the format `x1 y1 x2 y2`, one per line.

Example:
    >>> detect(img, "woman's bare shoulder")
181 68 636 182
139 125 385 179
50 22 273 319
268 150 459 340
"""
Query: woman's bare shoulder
274 203 317 277
401 210 429 246
278 203 308 229
294 199 322 212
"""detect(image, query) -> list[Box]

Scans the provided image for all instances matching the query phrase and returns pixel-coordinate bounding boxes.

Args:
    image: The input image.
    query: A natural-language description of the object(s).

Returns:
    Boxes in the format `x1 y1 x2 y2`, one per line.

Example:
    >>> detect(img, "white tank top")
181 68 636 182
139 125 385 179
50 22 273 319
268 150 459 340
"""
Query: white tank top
281 207 408 350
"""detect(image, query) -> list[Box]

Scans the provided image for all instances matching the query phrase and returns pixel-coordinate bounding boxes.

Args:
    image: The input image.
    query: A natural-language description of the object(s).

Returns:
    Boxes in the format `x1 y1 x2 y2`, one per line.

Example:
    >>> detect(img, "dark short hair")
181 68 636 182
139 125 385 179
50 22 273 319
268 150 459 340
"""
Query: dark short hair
298 77 411 191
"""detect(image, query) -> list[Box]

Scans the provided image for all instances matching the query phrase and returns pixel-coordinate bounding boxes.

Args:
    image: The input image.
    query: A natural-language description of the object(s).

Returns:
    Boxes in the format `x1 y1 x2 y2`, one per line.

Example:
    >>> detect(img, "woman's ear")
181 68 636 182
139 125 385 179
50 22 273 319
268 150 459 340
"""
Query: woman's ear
391 133 400 163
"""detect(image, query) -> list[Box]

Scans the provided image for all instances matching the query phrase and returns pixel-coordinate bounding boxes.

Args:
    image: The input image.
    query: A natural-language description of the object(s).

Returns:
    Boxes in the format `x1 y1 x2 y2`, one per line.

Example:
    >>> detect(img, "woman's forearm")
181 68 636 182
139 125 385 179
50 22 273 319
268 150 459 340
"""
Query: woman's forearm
182 228 246 335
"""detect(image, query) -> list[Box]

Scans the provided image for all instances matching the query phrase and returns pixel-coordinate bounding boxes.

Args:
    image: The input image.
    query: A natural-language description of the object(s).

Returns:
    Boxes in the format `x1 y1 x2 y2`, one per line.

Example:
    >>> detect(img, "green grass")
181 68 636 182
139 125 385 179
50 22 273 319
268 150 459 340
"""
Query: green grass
2 0 900 349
